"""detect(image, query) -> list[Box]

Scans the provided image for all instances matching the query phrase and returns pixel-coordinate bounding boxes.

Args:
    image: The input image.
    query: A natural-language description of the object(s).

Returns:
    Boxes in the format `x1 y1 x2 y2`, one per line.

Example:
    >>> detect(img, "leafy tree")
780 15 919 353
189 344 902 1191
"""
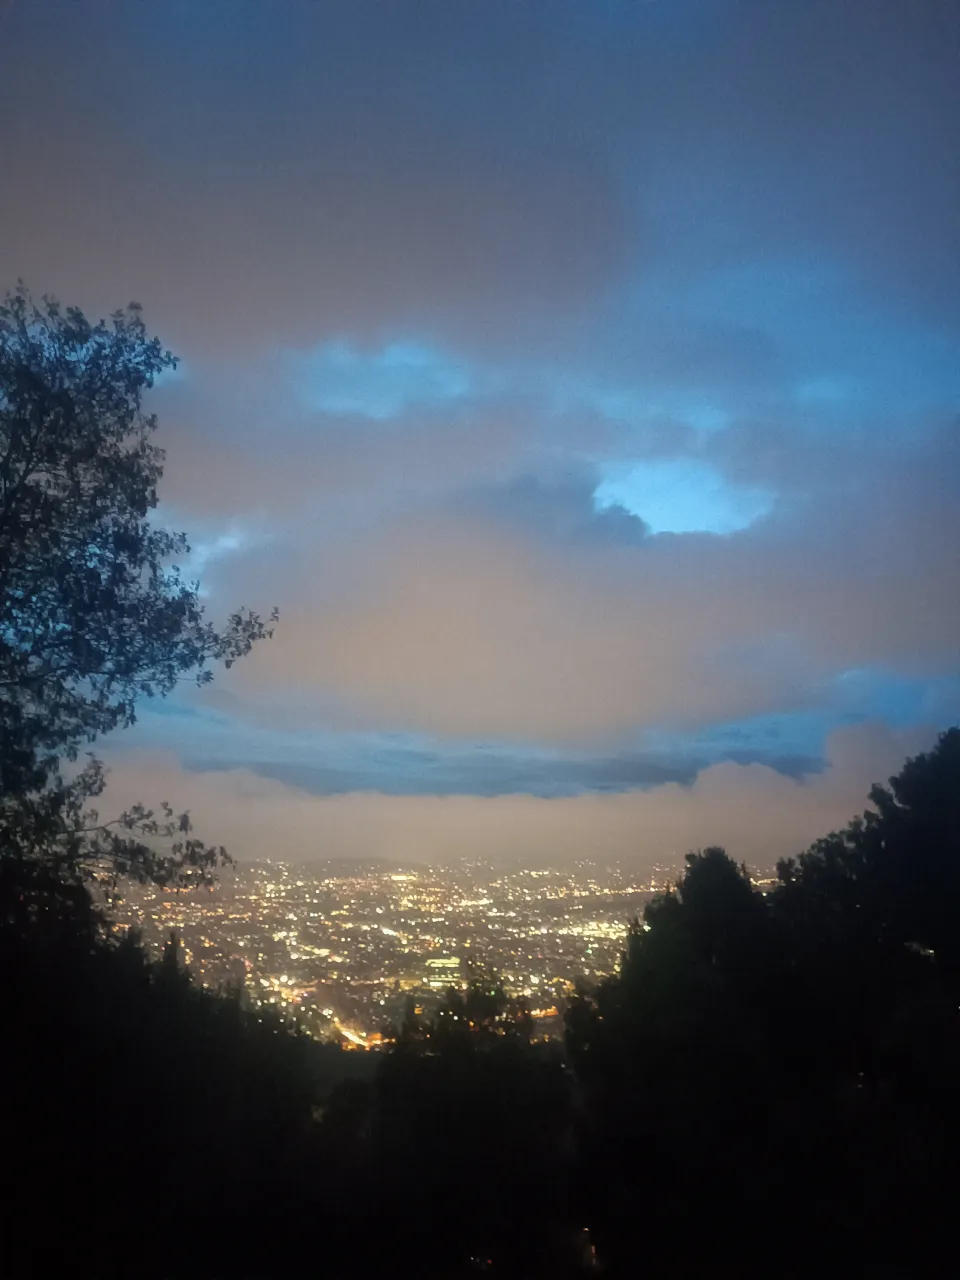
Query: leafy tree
397 969 535 1054
566 851 783 1275
333 976 576 1275
566 739 960 1277
767 730 960 1271
0 286 373 1279
0 286 274 886
1 899 333 1278
776 727 960 989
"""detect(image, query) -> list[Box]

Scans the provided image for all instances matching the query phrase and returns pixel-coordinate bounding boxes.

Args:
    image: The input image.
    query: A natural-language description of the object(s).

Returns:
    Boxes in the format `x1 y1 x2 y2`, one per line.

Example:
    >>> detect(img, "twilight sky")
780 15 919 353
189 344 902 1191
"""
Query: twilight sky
2 0 958 868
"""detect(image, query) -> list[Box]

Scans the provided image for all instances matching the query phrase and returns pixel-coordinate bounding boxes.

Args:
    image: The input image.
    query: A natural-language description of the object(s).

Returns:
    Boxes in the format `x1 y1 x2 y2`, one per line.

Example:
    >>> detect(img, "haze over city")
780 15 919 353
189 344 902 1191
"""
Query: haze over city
3 0 957 873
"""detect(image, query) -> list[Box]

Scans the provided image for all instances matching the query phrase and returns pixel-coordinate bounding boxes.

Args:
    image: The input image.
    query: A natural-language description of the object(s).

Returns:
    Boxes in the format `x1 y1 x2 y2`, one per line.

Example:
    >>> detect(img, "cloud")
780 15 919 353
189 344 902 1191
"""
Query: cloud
2 0 957 809
98 722 937 871
4 0 956 365
208 442 959 741
0 0 632 358
127 690 823 799
295 342 473 419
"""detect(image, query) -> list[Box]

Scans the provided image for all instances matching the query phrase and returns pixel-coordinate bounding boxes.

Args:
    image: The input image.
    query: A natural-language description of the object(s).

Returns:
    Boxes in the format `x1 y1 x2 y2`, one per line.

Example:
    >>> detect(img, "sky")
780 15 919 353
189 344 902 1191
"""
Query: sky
1 0 958 869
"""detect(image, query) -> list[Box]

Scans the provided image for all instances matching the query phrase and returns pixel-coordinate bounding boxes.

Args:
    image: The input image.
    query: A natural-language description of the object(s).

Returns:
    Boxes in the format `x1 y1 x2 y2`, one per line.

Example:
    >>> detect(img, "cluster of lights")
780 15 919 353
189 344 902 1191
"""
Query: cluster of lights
109 858 676 1048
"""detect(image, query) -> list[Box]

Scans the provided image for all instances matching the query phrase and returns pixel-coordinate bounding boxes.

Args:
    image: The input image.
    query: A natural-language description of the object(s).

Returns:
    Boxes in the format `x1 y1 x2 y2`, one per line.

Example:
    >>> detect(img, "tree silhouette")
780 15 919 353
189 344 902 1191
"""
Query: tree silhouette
777 727 960 991
0 289 299 1277
0 892 334 1278
566 848 785 1274
564 735 960 1277
331 975 577 1275
0 286 275 887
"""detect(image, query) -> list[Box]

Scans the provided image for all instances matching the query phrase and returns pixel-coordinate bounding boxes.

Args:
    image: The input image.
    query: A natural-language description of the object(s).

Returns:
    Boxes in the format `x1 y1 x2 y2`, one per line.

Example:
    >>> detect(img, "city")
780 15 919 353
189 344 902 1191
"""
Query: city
108 859 679 1046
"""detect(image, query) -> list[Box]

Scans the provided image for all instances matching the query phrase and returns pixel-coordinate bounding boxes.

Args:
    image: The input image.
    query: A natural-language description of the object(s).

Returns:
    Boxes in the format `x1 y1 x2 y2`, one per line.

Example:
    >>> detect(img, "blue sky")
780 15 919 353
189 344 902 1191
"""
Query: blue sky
1 0 957 865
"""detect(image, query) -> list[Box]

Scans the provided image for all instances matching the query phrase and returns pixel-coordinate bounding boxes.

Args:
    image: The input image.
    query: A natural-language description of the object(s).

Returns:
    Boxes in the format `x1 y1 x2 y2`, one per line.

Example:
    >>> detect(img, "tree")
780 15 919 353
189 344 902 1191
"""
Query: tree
1 886 331 1279
0 286 274 886
776 728 960 990
565 742 960 1277
766 730 960 1271
358 975 575 1275
566 851 788 1276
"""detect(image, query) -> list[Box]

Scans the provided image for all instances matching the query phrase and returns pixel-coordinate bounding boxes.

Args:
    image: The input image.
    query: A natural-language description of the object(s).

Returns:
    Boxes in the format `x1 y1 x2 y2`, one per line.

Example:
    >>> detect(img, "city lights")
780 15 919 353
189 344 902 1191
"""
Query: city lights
109 859 674 1046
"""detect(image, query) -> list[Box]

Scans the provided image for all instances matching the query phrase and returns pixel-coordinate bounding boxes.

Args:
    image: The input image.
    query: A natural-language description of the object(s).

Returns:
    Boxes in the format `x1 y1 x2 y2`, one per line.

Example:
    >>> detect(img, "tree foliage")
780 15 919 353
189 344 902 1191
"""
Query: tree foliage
0 287 274 885
566 730 960 1277
777 727 960 988
1 896 332 1278
359 976 576 1275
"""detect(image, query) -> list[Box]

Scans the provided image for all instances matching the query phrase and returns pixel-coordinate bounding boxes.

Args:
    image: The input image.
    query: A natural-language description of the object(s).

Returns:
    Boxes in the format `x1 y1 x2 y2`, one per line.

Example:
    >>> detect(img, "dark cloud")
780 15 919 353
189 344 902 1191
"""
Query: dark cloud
456 474 649 547
4 1 956 356
0 0 632 356
98 723 931 869
187 751 699 800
